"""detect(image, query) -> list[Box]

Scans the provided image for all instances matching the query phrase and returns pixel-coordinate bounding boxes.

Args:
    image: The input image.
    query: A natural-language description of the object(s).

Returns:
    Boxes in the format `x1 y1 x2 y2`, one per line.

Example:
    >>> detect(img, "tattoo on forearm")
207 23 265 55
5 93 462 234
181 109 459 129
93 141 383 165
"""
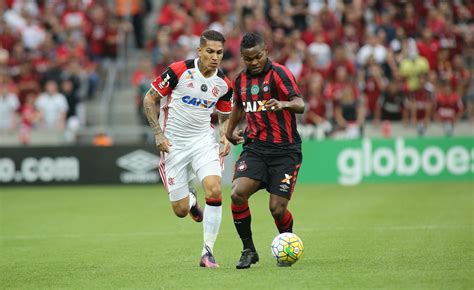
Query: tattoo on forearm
218 113 230 136
143 90 164 136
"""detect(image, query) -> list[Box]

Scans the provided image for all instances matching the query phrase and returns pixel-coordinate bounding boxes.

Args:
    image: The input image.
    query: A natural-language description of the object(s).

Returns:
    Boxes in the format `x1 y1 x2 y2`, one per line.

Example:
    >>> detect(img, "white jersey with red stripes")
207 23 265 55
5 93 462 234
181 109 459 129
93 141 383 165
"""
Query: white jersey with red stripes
151 58 232 146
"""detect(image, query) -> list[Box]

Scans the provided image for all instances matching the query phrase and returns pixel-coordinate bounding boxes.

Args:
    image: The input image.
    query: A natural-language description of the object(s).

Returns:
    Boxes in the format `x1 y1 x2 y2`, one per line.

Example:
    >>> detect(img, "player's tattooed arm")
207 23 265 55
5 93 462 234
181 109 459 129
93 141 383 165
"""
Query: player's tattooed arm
218 112 231 157
143 88 163 136
217 112 230 137
143 88 171 152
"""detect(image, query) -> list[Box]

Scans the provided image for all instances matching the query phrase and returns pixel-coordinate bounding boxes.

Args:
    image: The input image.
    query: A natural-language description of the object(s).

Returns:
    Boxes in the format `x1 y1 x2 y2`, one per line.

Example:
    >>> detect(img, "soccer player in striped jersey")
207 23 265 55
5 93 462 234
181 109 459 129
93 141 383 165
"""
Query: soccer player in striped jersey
143 30 232 268
226 32 306 269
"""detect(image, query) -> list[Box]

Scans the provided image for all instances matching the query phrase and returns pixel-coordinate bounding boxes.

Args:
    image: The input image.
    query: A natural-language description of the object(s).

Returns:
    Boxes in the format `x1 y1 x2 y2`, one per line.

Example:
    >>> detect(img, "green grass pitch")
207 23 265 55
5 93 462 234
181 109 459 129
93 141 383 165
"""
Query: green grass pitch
1 182 473 289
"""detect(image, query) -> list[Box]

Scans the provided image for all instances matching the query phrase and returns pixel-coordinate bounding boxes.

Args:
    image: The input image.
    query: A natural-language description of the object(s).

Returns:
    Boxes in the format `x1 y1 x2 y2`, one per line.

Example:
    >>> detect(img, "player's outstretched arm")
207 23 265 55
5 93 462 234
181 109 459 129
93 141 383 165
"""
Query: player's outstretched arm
225 102 245 145
143 88 172 153
265 95 305 114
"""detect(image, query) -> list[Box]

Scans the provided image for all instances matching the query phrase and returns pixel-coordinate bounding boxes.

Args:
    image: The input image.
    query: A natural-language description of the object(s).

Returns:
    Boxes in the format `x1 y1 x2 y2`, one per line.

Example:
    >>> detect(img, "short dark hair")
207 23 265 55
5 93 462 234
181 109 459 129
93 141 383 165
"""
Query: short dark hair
240 32 264 50
200 30 225 47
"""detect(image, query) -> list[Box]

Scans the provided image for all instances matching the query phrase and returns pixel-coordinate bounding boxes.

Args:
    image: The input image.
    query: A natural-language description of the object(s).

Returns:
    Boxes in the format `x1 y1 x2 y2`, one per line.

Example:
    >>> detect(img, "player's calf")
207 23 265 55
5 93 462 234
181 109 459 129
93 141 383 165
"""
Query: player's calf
172 206 189 218
189 187 203 222
171 196 192 218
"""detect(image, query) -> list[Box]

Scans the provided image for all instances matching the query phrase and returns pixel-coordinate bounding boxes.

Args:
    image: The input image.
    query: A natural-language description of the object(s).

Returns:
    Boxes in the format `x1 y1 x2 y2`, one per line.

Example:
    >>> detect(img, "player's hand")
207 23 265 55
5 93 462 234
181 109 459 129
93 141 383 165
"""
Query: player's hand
219 135 230 157
226 129 244 145
265 99 283 112
155 134 172 153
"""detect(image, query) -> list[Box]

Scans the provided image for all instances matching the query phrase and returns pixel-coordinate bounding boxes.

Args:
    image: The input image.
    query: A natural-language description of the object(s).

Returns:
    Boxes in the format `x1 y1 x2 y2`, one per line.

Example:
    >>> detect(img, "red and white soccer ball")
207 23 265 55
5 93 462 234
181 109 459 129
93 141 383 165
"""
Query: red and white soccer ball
271 232 304 266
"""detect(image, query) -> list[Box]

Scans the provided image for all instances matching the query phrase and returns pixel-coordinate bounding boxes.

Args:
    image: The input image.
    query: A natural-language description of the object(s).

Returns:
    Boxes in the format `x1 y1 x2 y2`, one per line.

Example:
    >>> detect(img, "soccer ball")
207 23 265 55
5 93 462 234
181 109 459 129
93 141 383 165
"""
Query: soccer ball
271 232 304 266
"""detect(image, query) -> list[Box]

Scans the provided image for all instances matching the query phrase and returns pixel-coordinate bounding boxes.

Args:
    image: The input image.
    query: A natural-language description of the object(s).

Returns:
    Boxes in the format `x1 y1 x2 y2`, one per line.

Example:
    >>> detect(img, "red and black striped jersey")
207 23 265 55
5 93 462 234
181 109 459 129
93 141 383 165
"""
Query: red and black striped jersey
233 60 302 150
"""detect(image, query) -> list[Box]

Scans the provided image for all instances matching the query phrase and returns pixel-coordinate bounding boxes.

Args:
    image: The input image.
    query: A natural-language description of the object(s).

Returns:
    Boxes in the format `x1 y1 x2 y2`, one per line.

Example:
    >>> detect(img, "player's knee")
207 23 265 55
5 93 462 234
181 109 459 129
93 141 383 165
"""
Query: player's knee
205 183 222 200
173 208 188 218
172 203 189 218
269 203 286 220
230 191 246 204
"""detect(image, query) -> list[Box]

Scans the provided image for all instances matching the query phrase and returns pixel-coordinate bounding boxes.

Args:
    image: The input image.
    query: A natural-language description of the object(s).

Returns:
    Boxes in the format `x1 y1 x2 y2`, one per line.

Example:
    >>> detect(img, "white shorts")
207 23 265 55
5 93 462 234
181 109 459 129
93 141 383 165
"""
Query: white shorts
159 134 223 202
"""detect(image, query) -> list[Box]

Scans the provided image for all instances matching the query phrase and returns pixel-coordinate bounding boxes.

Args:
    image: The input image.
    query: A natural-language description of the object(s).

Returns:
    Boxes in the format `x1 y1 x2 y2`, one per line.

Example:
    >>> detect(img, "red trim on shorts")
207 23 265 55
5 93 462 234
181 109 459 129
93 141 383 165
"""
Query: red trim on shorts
162 95 171 132
289 163 301 199
159 96 172 192
159 151 168 192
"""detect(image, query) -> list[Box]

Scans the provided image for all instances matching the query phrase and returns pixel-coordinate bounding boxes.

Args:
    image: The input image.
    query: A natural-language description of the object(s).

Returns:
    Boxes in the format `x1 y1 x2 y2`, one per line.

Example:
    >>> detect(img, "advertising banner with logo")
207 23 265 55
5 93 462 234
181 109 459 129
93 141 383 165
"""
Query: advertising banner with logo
0 146 161 186
297 137 474 185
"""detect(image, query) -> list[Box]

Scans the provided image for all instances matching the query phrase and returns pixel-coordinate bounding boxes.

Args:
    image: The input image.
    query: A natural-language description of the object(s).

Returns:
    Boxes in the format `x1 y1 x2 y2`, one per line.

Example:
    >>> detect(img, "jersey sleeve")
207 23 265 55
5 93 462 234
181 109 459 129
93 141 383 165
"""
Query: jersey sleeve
215 75 233 114
150 61 186 97
273 65 301 100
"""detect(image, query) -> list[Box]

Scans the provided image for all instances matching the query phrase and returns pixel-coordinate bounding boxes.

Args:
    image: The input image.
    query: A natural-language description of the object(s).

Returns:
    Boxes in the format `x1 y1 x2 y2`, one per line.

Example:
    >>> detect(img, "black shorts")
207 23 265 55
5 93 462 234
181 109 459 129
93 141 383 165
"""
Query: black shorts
233 149 302 199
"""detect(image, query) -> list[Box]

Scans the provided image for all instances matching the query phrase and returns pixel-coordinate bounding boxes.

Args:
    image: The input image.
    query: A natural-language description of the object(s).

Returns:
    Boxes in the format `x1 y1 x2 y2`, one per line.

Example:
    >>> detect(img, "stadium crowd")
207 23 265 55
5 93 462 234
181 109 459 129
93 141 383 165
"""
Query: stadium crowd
0 0 149 143
1 0 473 143
133 0 473 139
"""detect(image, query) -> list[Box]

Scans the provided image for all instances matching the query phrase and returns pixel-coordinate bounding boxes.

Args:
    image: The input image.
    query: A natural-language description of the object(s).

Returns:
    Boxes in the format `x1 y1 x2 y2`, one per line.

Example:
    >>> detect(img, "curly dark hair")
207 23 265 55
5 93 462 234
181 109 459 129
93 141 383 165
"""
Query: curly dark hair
240 32 264 50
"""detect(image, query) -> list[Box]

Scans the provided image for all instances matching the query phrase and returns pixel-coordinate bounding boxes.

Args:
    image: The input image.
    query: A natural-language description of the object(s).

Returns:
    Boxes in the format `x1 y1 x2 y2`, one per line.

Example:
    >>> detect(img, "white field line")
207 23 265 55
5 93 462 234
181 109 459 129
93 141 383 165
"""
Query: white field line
1 225 472 241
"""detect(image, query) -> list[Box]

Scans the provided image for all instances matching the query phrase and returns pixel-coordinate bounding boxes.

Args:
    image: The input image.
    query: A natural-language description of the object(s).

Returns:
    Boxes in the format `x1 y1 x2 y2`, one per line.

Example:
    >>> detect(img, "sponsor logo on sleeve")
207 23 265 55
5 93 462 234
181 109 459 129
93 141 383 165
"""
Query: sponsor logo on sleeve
158 73 171 89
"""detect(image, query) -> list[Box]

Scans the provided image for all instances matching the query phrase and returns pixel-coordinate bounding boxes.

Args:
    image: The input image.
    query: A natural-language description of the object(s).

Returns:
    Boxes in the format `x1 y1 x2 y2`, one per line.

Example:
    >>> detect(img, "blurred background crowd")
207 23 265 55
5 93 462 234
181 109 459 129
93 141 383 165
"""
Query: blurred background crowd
1 0 473 145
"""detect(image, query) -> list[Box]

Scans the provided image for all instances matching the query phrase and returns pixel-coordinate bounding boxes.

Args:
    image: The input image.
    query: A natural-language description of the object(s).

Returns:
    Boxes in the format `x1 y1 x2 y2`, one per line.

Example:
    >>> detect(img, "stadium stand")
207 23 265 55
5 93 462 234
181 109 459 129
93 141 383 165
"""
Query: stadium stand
1 0 473 146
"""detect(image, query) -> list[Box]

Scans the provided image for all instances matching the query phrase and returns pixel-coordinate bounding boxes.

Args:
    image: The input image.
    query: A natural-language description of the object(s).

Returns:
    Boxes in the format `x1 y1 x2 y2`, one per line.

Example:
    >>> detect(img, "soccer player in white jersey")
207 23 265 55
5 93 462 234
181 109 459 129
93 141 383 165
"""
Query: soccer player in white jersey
143 30 232 268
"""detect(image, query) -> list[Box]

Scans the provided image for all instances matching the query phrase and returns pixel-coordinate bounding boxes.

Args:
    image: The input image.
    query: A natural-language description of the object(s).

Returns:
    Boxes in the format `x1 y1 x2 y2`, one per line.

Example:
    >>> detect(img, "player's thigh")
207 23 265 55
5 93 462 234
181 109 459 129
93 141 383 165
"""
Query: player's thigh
191 137 222 179
266 152 302 199
233 149 268 185
191 139 224 199
160 149 192 201
170 186 191 215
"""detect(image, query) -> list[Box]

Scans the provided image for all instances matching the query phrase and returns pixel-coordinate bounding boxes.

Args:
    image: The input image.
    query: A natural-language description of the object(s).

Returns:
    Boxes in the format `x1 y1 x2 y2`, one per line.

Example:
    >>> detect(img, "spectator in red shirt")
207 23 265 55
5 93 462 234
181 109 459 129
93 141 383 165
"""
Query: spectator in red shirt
426 8 446 36
361 60 387 120
416 28 440 70
16 62 39 105
326 66 364 139
399 3 419 38
325 45 356 81
19 92 38 145
61 0 89 34
304 73 332 138
86 4 108 61
105 16 121 60
407 74 434 136
318 5 341 46
203 0 231 23
0 18 18 53
435 80 464 136
450 54 470 96
190 7 208 37
301 18 331 46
